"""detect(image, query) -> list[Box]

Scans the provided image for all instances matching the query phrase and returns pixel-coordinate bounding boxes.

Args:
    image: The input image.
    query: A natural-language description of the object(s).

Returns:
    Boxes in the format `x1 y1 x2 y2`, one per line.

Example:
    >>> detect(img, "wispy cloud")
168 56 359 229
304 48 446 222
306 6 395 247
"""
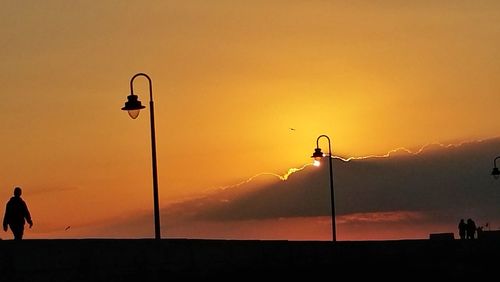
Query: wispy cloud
337 211 427 224
30 185 80 196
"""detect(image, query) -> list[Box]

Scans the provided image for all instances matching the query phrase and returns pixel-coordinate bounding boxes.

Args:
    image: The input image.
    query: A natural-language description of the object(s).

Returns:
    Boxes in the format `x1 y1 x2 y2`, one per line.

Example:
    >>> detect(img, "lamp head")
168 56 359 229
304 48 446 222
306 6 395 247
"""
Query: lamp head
311 148 324 161
492 167 500 180
121 93 145 119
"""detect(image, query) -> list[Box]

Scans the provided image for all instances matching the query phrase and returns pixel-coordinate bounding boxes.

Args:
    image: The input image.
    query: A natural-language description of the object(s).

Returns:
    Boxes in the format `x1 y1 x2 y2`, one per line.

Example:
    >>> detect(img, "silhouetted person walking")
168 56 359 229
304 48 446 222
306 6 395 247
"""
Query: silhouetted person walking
3 187 33 240
458 219 466 239
466 218 476 240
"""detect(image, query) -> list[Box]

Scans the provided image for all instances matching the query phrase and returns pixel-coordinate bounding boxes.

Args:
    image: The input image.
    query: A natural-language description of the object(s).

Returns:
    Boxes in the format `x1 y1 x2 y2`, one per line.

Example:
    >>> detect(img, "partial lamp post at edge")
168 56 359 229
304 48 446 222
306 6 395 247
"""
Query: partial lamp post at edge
492 156 500 180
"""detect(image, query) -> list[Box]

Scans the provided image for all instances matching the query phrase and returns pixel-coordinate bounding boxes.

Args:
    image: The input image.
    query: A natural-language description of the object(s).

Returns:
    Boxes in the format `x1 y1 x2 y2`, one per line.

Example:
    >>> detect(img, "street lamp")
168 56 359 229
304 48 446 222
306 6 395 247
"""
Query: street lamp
492 156 500 180
311 134 336 242
121 73 161 240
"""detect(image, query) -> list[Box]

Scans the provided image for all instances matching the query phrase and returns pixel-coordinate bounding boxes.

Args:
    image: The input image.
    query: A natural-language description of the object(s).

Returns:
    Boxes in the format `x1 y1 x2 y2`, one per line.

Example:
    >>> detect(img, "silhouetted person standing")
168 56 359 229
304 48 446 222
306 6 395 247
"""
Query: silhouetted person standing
458 219 466 240
466 218 476 240
3 187 33 240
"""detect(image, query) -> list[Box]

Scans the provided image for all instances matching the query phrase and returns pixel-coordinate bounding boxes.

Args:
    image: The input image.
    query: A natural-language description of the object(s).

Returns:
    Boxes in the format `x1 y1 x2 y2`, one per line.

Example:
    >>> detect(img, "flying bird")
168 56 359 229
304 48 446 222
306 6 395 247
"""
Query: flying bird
289 128 296 131
65 226 71 231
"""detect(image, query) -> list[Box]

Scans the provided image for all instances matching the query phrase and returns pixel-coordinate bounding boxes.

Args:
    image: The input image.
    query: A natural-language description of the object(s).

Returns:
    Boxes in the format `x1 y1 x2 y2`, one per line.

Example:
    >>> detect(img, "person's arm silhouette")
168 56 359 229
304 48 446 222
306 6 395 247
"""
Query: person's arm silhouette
23 201 33 228
2 203 8 232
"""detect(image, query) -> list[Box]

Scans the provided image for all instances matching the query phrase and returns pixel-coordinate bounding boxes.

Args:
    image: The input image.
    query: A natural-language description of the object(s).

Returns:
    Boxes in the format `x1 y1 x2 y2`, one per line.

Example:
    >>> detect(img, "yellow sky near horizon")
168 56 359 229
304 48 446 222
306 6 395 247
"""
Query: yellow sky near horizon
1 1 500 233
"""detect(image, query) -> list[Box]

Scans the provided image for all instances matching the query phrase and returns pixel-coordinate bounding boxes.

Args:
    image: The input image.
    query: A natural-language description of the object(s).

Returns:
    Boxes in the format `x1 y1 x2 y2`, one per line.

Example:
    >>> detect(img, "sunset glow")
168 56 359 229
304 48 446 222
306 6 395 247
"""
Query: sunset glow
1 1 500 241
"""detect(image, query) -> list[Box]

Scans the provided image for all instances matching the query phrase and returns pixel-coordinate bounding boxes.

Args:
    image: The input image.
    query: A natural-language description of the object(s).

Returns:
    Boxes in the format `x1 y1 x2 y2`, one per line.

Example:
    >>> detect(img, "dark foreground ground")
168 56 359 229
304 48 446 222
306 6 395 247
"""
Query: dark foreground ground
1 236 499 281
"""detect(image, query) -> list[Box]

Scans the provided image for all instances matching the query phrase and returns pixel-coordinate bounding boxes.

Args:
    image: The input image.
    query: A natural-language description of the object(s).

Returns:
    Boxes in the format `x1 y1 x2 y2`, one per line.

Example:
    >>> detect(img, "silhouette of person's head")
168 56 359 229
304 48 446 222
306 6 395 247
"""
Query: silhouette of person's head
13 187 22 197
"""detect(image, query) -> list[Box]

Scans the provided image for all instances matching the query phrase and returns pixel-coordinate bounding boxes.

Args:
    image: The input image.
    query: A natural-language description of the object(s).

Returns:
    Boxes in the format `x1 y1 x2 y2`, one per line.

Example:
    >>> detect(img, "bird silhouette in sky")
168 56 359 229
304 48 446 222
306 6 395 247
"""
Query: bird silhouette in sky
289 128 296 131
65 226 71 231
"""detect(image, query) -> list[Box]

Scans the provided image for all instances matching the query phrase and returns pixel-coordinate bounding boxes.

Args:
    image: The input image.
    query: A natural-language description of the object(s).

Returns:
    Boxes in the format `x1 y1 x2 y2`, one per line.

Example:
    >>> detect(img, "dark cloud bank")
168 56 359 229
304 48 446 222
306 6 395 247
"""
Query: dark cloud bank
163 138 500 223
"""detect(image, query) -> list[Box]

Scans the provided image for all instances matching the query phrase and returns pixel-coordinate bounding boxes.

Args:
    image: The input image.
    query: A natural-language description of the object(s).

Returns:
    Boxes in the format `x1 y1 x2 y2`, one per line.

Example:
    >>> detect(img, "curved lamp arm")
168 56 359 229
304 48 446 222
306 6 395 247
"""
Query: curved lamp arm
130 73 154 102
316 134 332 157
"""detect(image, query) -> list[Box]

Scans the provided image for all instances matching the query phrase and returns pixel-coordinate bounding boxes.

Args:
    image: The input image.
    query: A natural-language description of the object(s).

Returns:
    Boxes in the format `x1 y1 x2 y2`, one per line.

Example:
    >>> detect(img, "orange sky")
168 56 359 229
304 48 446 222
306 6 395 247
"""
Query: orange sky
1 1 500 240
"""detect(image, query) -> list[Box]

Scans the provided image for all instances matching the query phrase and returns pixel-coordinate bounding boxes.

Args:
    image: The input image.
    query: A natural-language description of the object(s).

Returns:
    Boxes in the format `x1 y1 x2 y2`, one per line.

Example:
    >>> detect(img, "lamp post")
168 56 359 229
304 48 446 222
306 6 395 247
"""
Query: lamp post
492 156 500 180
121 73 161 240
311 134 336 242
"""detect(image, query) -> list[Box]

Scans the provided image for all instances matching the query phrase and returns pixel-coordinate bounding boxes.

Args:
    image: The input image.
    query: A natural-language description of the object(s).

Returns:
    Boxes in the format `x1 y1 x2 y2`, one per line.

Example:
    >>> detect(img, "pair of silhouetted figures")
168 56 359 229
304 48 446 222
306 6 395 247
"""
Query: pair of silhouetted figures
458 218 478 240
2 187 33 240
